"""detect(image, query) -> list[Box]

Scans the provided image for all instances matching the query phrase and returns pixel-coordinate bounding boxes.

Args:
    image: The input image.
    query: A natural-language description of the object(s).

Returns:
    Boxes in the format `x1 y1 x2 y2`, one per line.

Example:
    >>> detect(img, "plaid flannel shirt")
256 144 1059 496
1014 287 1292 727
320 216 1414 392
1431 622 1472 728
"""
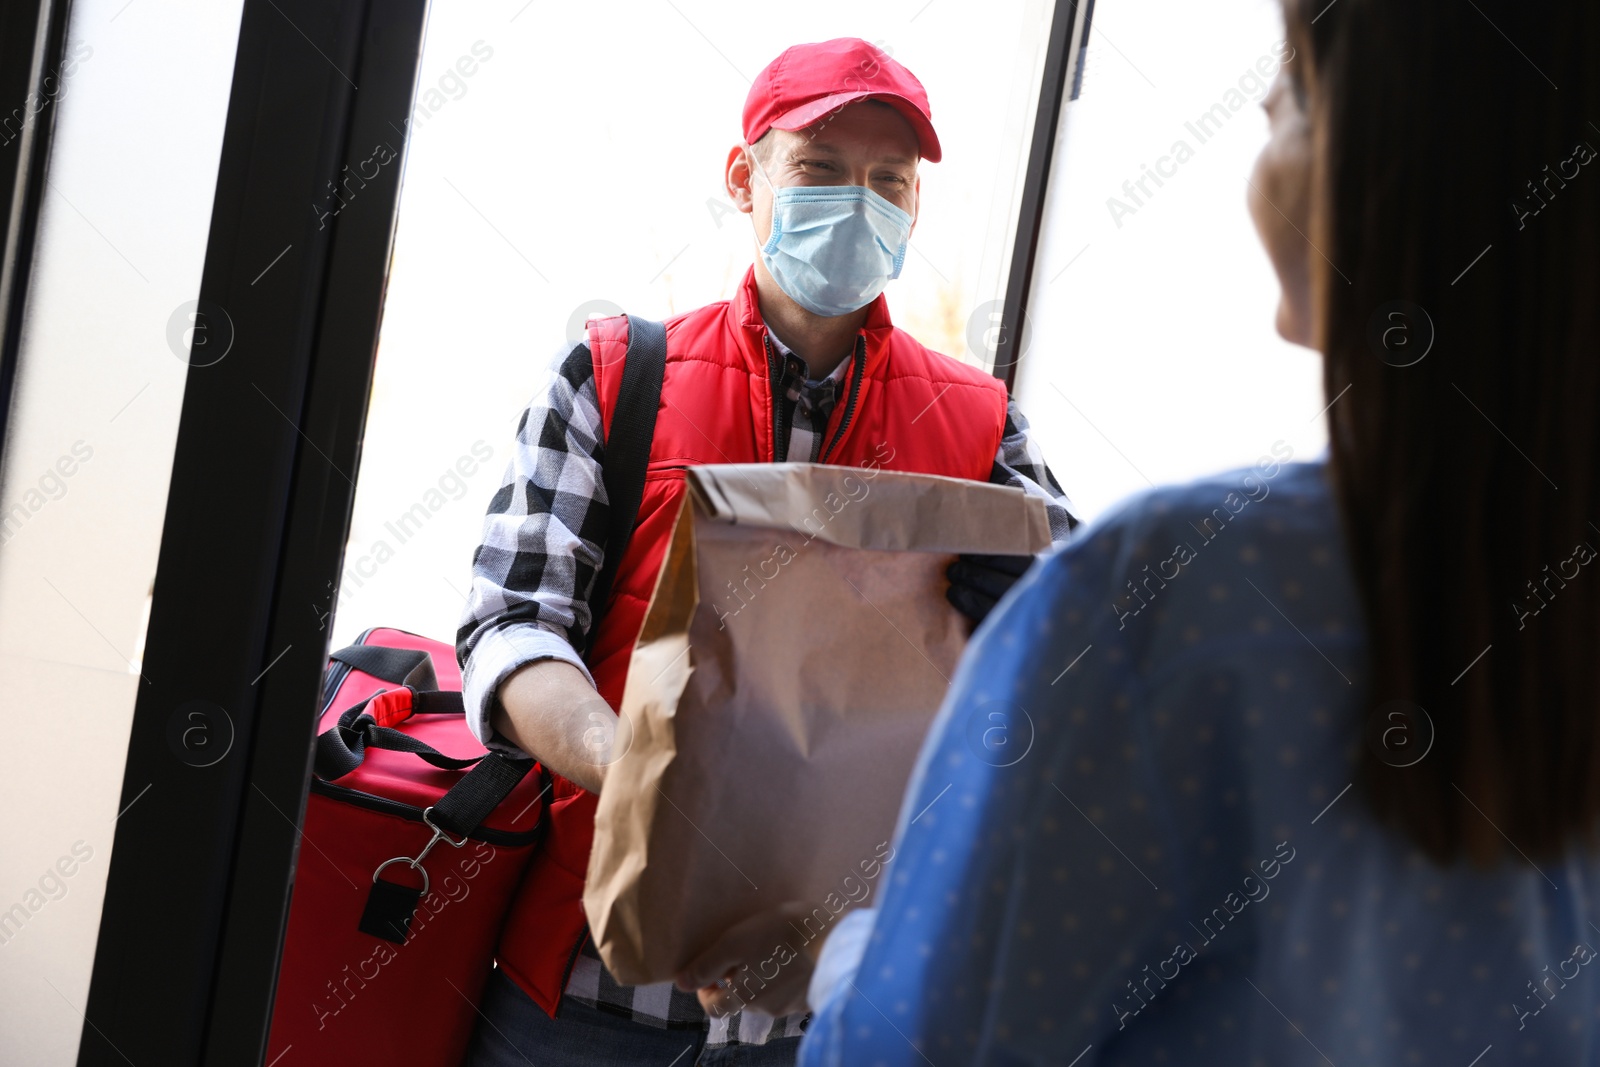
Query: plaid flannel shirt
457 330 1077 1047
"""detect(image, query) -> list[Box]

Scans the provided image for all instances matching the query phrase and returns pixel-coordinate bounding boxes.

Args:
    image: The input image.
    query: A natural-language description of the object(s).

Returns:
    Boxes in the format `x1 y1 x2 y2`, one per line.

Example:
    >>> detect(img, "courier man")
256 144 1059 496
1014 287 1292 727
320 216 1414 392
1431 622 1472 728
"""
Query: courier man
456 37 1076 1066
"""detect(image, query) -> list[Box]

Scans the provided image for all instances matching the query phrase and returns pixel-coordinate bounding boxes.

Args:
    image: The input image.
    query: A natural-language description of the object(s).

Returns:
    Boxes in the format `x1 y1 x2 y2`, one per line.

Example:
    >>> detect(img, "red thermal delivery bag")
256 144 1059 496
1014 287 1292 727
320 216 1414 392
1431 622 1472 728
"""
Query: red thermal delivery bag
265 627 550 1067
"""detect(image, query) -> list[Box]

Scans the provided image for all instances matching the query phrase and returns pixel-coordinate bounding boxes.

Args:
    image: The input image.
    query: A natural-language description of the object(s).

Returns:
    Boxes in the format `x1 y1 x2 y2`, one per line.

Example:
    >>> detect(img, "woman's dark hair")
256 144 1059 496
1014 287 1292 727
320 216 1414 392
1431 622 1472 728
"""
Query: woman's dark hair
1284 0 1600 864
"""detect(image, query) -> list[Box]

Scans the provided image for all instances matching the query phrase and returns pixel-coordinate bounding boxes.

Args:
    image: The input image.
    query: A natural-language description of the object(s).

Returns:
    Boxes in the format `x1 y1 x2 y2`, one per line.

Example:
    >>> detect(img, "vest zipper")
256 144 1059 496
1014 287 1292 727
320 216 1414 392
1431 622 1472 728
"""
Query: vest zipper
820 335 868 464
763 332 790 462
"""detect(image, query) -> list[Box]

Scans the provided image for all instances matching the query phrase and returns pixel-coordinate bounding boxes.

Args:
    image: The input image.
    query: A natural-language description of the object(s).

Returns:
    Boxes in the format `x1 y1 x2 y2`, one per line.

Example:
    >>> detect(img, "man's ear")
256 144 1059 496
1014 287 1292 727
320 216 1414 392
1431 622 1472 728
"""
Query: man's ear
725 144 757 214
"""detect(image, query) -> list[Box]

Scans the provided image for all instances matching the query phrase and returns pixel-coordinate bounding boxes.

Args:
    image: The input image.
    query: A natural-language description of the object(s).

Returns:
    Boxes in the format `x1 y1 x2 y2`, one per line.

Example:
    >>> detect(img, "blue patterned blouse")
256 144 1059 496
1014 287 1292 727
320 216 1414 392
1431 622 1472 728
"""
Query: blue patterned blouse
800 457 1600 1066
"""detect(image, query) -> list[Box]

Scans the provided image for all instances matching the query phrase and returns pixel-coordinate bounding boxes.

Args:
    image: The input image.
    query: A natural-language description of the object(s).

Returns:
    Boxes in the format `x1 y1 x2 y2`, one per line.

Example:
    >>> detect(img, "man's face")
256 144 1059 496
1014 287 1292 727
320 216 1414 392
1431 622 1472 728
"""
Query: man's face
727 100 922 246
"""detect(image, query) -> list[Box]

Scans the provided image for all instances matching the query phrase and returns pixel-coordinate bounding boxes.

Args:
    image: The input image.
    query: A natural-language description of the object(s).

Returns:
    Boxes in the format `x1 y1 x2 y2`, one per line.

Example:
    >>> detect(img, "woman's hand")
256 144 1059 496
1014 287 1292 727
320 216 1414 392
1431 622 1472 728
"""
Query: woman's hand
675 901 832 1018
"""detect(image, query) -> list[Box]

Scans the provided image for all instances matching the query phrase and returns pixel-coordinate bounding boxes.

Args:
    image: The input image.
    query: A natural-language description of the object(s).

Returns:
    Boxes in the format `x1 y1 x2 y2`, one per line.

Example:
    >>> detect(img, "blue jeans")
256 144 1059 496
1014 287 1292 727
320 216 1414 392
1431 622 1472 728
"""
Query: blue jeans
462 967 801 1067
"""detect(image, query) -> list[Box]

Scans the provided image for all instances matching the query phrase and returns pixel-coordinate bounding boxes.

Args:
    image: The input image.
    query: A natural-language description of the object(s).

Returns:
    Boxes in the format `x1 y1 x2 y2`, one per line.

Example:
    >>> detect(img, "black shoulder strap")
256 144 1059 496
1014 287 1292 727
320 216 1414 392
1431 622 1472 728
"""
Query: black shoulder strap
584 315 667 657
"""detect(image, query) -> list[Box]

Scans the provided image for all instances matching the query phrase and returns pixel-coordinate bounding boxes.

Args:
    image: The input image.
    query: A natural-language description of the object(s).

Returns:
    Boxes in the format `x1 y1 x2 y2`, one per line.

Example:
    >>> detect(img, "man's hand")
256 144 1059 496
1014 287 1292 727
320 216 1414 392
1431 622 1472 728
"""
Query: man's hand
674 902 831 1019
492 659 633 793
945 552 1034 624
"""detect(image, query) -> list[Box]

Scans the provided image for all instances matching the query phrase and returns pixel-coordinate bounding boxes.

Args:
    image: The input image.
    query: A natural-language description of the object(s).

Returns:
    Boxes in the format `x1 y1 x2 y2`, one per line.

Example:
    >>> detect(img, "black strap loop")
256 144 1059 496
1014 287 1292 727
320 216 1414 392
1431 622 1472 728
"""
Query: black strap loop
330 643 439 690
314 689 479 781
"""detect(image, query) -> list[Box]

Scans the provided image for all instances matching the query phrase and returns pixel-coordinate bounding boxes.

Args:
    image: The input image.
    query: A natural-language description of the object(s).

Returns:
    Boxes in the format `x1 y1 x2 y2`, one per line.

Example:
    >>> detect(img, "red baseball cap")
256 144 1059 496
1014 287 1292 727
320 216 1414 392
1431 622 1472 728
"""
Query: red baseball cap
742 38 942 163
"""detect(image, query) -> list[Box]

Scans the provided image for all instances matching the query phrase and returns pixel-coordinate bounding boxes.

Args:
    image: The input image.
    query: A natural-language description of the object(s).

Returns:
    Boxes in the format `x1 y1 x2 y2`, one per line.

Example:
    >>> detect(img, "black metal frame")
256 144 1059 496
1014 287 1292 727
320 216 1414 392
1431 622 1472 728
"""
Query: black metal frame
78 0 428 1063
77 0 1089 1061
0 0 73 455
993 0 1096 390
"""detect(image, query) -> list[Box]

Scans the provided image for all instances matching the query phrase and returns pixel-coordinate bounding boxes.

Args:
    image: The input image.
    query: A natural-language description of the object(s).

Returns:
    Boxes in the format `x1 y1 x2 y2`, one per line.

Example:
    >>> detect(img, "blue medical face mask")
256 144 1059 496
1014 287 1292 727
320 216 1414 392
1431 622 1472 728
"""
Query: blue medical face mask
749 147 913 318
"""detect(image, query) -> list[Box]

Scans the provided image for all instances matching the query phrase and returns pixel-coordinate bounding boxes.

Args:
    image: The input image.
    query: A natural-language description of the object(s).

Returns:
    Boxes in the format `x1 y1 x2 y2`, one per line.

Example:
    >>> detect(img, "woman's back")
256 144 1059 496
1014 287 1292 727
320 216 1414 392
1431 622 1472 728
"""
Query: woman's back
802 458 1600 1064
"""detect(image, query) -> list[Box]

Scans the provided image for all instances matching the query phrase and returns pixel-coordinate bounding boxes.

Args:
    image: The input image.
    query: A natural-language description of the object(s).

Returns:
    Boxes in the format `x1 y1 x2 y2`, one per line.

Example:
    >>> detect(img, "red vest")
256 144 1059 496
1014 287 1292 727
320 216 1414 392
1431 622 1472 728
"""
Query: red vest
494 266 1009 1014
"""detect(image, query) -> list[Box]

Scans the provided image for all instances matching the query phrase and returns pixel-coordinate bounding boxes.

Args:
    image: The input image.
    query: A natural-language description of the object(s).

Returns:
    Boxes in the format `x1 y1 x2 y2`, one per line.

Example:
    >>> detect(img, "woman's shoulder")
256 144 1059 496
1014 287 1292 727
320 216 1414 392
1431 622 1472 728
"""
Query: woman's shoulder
1047 448 1329 562
1103 447 1325 537
1013 450 1351 652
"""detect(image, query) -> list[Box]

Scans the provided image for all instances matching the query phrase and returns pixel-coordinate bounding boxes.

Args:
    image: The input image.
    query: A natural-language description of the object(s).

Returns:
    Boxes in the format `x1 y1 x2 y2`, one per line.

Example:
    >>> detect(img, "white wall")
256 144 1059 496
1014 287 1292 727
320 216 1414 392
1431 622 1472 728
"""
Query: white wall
0 1 243 1063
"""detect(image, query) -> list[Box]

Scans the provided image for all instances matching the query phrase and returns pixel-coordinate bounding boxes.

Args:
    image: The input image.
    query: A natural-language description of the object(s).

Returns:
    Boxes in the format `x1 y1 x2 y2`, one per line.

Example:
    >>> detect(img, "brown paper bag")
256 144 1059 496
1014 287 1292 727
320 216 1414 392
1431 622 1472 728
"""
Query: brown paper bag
583 462 1052 985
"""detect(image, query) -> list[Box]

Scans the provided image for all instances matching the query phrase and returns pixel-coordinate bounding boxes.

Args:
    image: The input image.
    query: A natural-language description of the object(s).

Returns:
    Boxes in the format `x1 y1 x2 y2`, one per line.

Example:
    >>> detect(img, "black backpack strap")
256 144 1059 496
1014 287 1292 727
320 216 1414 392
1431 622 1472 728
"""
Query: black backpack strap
584 314 667 657
329 644 439 690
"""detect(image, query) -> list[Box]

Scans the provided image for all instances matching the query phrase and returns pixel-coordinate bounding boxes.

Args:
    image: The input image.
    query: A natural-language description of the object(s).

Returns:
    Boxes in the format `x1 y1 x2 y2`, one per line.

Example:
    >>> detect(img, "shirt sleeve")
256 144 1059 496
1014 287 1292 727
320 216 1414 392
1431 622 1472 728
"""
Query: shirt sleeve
455 342 610 758
806 907 876 1017
991 398 1079 543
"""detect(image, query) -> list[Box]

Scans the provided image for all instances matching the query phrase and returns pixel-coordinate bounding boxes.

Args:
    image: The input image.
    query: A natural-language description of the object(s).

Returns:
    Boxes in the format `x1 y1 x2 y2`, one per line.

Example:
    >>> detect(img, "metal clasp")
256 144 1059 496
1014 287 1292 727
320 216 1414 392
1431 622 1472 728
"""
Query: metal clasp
370 806 471 898
372 855 431 899
414 805 470 867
